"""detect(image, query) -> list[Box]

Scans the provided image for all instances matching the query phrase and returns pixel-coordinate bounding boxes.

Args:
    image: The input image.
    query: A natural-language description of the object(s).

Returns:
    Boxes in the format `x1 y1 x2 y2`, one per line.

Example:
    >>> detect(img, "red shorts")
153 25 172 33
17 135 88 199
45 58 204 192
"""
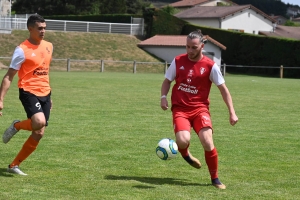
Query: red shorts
172 107 212 134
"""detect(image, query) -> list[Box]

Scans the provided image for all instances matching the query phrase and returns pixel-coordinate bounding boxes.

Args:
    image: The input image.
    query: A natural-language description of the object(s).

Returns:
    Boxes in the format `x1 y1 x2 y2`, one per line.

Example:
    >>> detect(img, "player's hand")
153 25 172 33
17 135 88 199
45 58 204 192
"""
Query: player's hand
230 114 238 126
160 98 169 110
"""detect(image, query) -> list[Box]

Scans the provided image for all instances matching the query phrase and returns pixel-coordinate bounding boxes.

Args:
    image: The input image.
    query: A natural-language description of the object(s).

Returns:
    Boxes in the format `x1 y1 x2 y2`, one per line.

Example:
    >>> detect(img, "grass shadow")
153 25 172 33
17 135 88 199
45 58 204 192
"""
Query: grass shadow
132 185 156 189
0 168 13 177
105 175 210 187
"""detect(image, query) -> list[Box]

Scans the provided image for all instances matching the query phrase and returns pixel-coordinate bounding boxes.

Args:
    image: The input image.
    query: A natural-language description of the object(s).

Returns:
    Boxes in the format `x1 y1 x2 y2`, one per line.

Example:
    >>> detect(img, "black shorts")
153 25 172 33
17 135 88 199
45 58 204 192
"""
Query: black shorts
19 88 51 126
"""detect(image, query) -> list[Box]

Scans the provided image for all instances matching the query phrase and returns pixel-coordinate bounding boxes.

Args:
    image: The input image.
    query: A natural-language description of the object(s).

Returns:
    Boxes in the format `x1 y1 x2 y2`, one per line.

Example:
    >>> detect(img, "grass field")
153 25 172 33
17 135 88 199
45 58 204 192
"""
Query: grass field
0 71 299 200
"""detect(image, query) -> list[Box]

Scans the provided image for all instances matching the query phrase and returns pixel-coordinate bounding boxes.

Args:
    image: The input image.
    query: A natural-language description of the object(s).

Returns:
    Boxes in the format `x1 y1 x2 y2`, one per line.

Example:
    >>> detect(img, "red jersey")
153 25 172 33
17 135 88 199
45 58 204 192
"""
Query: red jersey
170 54 217 111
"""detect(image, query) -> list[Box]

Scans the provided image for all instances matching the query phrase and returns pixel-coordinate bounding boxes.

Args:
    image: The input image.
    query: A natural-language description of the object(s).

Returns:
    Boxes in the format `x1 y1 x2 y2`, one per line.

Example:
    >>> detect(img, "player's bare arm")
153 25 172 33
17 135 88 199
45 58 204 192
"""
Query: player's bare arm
160 78 172 110
217 83 238 126
0 68 18 114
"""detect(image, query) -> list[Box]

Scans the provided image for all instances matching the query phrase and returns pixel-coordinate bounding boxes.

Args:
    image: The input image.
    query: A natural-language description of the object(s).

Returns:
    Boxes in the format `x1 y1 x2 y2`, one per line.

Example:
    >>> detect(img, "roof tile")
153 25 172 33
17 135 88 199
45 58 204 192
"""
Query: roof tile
138 35 226 50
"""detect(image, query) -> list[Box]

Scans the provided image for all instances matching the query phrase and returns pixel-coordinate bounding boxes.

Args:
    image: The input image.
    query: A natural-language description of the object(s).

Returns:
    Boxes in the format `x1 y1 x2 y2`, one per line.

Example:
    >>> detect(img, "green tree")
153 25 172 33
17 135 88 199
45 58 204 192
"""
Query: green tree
12 0 101 15
160 5 179 15
12 0 148 15
284 20 300 26
230 0 288 17
100 0 126 14
126 0 150 14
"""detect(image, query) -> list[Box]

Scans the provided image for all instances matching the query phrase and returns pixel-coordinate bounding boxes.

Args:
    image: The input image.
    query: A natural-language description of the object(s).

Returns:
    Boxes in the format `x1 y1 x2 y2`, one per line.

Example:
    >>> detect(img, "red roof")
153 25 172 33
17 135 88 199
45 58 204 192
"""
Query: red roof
259 25 300 40
175 5 276 23
138 35 226 50
170 0 237 8
170 0 208 7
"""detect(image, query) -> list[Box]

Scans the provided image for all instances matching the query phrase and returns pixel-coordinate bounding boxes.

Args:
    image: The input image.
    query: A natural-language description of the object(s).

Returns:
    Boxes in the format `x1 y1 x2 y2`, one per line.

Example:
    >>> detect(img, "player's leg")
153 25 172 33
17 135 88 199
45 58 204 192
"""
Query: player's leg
7 91 50 175
198 128 225 189
3 89 38 144
173 111 201 169
194 112 226 189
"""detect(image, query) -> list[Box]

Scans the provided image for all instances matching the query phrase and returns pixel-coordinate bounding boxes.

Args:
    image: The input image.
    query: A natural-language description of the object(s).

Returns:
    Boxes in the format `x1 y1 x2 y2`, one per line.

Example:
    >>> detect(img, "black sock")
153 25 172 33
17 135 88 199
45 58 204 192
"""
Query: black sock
212 178 222 185
183 155 194 164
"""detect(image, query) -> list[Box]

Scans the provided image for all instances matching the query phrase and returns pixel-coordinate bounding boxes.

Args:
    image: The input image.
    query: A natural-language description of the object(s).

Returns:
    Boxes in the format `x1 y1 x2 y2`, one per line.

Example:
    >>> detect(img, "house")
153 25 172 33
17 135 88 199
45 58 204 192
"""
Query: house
137 35 226 66
286 7 300 17
271 15 287 25
292 17 300 22
0 0 11 16
169 0 237 11
175 5 276 35
259 25 300 40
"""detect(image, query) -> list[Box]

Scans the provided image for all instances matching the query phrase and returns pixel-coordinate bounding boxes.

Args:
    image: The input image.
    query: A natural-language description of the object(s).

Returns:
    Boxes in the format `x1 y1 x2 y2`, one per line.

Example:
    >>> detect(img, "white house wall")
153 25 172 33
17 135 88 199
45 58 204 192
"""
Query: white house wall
204 44 222 66
141 43 222 66
200 0 232 6
142 46 186 63
183 9 274 34
221 9 274 34
0 0 11 16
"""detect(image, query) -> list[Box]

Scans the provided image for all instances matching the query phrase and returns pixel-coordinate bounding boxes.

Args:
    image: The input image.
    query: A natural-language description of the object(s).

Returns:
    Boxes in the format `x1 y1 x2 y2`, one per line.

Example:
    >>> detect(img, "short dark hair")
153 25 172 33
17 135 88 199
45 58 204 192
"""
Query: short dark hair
27 14 45 28
187 29 207 43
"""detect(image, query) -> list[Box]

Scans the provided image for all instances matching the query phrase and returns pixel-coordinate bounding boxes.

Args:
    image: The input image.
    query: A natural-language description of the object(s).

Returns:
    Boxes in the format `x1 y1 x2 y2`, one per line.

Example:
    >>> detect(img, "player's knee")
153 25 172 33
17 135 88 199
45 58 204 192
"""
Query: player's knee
31 129 44 141
32 119 46 130
177 142 189 150
176 139 189 149
176 131 190 149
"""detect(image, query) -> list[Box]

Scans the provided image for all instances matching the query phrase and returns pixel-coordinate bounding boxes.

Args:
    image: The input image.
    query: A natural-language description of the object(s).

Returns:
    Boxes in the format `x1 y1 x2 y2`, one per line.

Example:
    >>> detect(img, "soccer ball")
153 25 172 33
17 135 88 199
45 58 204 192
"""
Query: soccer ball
156 138 178 160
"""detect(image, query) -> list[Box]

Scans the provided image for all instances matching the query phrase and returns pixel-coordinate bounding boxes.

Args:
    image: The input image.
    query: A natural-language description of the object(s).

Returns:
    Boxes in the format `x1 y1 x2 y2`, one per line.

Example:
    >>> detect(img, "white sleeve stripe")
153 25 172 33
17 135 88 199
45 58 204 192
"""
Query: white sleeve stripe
165 58 176 81
10 46 25 70
210 63 225 86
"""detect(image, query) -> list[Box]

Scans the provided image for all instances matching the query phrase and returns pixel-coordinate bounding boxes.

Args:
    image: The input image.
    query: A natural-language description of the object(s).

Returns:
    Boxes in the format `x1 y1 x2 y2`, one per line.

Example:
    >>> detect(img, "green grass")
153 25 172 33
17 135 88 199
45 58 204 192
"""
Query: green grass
0 71 299 200
0 30 162 72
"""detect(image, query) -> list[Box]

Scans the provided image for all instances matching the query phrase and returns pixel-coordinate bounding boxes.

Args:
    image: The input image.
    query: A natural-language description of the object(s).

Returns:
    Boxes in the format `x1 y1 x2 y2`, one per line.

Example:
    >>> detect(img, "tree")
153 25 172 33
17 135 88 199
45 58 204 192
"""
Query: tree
12 0 148 15
100 0 126 14
160 5 179 15
230 0 288 17
126 0 150 14
12 0 108 15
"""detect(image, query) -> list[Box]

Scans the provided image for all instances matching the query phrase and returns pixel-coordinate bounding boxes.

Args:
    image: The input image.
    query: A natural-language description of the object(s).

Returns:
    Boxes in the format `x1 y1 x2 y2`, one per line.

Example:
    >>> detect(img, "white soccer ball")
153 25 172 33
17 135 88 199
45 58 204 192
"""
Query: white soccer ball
156 138 178 160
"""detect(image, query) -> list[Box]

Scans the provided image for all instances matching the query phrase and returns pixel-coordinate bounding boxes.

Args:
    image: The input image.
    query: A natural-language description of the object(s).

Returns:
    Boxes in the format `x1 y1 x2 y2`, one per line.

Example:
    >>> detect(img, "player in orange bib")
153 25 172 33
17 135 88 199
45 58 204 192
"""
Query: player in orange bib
160 30 238 189
0 14 53 175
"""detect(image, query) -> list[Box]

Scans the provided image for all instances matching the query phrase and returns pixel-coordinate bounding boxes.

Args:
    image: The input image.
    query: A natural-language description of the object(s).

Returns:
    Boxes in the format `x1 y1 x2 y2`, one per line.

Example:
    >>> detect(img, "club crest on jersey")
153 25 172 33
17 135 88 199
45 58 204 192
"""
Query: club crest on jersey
200 67 206 75
188 70 193 77
187 78 191 84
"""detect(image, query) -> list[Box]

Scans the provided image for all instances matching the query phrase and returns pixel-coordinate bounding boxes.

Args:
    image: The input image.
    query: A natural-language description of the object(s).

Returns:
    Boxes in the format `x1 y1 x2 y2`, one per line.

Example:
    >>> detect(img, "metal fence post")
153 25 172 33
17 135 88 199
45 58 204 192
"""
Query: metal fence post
100 60 104 72
280 65 283 78
67 58 70 72
133 60 136 74
164 61 168 74
223 63 226 77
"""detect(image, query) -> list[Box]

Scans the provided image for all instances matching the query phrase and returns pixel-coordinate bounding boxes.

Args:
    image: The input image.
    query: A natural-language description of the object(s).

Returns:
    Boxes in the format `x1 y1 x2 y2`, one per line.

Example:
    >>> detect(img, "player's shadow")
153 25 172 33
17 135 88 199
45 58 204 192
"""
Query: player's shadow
0 168 14 177
105 175 210 187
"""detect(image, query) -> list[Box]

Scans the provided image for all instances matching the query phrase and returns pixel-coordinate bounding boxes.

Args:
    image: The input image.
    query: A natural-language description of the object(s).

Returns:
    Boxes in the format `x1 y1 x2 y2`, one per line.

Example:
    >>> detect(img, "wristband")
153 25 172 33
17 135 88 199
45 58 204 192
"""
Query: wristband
161 95 167 99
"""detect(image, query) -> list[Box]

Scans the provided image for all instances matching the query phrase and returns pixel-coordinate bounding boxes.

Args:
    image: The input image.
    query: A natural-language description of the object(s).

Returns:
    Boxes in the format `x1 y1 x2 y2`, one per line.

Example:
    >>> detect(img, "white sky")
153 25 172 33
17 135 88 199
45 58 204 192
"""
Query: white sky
281 0 300 6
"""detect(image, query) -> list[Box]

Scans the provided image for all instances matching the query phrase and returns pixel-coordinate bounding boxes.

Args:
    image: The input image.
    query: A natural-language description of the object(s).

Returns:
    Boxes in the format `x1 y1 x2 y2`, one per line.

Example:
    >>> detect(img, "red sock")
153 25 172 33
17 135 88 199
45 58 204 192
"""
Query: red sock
205 148 218 179
178 143 190 157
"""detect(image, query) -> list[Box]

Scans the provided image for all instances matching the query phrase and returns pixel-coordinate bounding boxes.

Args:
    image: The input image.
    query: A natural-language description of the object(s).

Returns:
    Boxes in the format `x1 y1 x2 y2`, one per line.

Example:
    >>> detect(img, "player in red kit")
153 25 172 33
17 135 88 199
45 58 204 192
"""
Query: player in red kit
160 30 238 189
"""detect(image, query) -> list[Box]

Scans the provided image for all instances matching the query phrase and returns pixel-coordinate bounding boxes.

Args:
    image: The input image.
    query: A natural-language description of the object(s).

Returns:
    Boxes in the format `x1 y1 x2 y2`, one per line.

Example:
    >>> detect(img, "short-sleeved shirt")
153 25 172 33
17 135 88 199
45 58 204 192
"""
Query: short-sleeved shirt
10 39 53 97
165 54 224 112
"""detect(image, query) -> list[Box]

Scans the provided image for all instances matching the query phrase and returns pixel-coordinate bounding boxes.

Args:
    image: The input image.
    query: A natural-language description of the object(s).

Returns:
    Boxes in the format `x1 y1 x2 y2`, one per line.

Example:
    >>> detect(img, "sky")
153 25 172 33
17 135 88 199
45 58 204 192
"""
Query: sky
281 0 300 6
